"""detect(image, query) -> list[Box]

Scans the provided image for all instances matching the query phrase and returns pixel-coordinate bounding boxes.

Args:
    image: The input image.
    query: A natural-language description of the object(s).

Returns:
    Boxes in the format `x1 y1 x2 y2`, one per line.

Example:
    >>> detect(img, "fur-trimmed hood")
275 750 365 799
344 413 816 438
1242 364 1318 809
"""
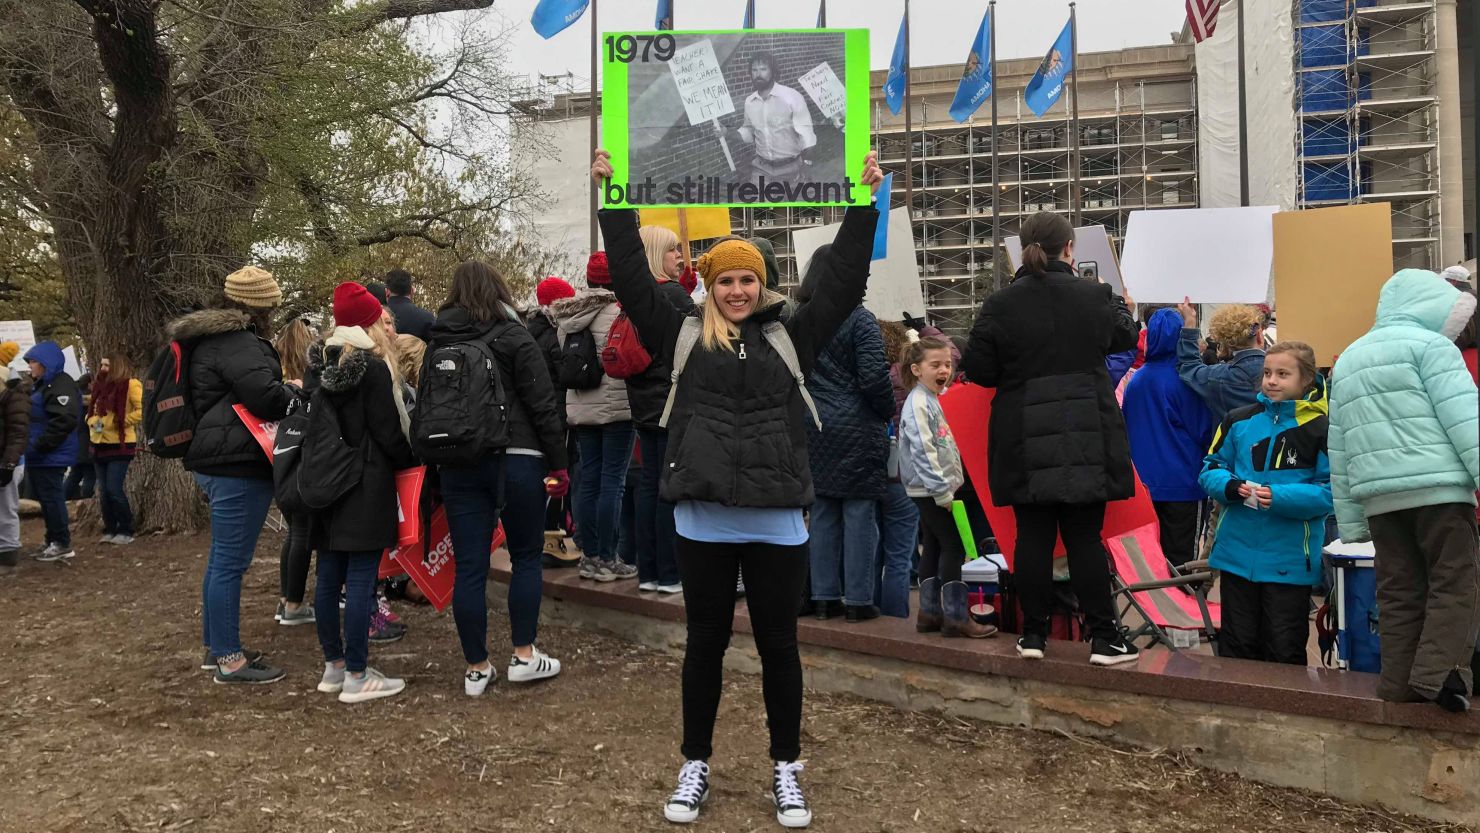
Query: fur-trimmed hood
318 345 368 393
168 308 255 342
551 288 618 336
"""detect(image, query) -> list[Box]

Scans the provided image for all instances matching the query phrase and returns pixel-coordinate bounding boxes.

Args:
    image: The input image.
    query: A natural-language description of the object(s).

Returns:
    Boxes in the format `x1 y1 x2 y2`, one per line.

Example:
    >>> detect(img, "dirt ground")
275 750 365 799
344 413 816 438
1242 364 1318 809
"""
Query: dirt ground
0 517 1465 833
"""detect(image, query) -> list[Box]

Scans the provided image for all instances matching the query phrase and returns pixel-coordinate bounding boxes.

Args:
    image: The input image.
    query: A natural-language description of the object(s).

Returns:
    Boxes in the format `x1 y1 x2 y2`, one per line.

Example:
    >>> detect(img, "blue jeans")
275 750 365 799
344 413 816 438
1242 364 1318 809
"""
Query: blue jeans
808 497 880 607
194 473 275 658
575 422 634 562
29 466 69 548
501 454 549 648
874 481 919 617
617 466 637 565
635 428 680 585
440 454 505 666
95 458 134 536
315 549 379 673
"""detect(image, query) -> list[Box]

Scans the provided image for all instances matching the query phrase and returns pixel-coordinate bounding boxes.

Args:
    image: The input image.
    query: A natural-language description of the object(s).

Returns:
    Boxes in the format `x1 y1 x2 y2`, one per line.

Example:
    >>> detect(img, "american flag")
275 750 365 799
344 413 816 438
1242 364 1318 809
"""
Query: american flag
1187 0 1220 43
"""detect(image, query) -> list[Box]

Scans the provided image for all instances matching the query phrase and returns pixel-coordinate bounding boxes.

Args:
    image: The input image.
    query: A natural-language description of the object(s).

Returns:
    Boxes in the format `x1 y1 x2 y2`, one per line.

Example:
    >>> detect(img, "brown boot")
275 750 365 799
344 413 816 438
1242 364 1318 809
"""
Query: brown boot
916 578 943 633
941 580 997 638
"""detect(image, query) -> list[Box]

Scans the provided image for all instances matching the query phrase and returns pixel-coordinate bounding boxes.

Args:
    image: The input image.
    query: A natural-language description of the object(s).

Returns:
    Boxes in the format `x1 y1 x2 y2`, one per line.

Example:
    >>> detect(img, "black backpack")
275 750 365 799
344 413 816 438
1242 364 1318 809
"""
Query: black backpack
412 332 510 465
142 340 197 458
271 396 312 514
557 328 604 390
295 389 364 510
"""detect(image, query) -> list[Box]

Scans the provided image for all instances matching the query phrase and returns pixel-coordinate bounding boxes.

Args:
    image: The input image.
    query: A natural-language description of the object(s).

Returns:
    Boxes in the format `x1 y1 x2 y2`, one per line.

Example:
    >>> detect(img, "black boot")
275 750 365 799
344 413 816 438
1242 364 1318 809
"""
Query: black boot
1436 669 1471 714
845 604 880 623
813 600 845 620
0 549 16 576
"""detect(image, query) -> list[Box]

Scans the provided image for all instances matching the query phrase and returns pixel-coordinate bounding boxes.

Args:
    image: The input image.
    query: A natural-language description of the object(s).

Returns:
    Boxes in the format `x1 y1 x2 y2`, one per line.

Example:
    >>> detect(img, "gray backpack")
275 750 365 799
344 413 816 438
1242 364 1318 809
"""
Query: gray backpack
659 317 821 430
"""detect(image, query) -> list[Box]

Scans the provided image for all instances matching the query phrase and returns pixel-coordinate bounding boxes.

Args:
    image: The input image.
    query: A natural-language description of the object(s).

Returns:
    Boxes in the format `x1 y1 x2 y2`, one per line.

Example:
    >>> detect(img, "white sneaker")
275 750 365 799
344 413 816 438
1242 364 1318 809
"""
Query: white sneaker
338 667 405 703
507 647 562 683
110 535 134 545
663 760 710 824
464 665 496 696
638 581 660 592
36 544 74 563
772 761 812 828
657 582 683 595
99 534 118 545
317 662 346 694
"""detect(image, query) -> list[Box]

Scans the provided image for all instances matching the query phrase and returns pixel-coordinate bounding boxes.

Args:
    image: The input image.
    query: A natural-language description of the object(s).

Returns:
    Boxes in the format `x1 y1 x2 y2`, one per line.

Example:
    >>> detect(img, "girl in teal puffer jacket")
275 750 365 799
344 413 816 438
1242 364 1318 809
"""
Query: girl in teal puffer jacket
1329 268 1479 712
1200 341 1332 665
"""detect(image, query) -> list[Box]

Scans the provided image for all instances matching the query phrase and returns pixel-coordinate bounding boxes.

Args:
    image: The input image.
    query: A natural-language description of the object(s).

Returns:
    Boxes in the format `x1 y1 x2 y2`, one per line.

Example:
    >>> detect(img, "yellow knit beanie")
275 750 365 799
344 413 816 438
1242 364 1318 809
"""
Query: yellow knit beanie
697 240 766 290
223 265 282 309
0 342 17 367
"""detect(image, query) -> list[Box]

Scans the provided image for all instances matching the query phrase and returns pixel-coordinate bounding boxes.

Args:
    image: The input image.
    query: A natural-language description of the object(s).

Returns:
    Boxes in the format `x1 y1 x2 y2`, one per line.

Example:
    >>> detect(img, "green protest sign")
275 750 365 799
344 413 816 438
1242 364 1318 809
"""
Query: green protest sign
601 29 870 209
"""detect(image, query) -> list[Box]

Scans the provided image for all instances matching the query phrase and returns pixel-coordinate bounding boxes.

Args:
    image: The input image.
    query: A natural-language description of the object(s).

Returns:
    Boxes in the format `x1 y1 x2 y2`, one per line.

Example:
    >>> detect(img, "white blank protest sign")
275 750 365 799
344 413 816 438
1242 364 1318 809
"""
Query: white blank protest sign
798 62 846 120
1119 206 1279 303
792 207 926 320
1005 225 1124 294
668 39 735 126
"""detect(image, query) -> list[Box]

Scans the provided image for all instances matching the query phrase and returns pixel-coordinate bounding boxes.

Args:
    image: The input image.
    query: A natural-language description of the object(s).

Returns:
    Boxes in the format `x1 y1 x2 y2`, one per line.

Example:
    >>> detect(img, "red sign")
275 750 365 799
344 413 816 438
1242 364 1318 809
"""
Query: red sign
231 404 279 461
378 500 506 608
393 467 427 547
938 383 1156 571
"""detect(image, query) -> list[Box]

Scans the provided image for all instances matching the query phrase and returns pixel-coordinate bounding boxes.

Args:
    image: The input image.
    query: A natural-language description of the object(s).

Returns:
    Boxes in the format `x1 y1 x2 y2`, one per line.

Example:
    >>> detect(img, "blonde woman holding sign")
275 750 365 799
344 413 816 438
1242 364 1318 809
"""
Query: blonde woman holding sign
592 148 883 828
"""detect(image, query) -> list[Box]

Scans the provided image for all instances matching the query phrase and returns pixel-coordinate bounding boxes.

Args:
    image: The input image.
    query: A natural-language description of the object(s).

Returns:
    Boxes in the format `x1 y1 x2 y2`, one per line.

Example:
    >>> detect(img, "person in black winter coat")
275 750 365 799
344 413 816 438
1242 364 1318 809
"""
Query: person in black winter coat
797 257 895 621
429 261 570 694
593 148 883 828
309 283 418 703
962 211 1141 667
626 224 697 592
172 265 299 685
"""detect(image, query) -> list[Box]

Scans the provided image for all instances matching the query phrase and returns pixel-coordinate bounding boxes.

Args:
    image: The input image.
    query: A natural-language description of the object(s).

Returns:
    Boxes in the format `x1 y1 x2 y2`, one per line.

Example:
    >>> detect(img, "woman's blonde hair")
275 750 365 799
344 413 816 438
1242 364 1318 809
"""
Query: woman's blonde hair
396 334 426 385
340 321 403 389
1207 305 1264 353
1266 340 1318 391
639 225 681 282
699 281 787 353
275 317 317 381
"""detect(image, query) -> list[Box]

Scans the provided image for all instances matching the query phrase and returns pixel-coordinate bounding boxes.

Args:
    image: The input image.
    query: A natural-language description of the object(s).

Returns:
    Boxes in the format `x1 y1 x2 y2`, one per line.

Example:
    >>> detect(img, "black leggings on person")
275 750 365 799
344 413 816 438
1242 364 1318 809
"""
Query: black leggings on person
279 511 312 605
676 536 807 763
913 498 966 583
1012 502 1119 641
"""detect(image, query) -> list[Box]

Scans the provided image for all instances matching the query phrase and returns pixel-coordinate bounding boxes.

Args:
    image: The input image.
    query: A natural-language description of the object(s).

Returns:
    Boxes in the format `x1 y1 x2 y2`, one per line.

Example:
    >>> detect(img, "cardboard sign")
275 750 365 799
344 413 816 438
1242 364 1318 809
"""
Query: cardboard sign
938 382 1157 570
1119 206 1279 303
1272 202 1393 364
1006 225 1125 295
379 502 507 606
602 29 871 208
61 345 82 379
798 61 846 120
640 206 732 241
791 206 926 319
0 320 36 357
393 467 427 547
232 404 279 461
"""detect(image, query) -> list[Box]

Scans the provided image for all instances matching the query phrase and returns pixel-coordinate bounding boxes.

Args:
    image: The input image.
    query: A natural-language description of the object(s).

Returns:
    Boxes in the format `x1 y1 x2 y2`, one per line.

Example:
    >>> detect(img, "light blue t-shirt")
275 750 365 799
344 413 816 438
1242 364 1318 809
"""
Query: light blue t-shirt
674 500 808 546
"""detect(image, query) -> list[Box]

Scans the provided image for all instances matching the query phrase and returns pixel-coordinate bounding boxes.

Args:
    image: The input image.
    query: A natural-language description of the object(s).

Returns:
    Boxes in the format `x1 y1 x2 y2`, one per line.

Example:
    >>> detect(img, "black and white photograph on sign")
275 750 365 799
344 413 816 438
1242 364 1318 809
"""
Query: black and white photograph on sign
626 31 848 205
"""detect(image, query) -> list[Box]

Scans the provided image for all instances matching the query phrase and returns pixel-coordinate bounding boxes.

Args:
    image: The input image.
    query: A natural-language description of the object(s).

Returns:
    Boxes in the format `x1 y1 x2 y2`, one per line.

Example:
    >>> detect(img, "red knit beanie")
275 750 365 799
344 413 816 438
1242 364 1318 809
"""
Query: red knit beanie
333 281 383 329
586 252 611 286
537 276 576 306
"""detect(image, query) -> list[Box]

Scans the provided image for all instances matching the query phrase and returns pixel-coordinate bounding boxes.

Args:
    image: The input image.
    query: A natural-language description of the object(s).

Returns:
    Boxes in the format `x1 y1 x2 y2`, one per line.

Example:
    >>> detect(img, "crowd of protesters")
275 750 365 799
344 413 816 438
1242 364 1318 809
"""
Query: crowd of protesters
0 144 1474 828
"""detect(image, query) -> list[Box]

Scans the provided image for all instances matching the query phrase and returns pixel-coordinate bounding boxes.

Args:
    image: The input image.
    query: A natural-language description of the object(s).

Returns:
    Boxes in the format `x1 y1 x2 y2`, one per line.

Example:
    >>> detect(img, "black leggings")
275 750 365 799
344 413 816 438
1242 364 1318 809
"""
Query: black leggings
913 498 965 584
1012 502 1119 641
279 511 312 605
676 536 807 762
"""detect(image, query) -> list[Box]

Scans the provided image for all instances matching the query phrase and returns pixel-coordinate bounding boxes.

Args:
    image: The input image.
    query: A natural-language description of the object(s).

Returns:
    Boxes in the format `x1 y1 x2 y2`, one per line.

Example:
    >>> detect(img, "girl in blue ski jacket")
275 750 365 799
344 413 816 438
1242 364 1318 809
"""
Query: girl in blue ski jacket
1199 341 1332 665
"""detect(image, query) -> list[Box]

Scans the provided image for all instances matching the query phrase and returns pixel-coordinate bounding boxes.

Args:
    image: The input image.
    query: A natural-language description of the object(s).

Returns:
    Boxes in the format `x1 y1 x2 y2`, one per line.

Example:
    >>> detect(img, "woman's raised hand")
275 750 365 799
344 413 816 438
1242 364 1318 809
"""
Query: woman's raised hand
591 149 613 185
860 151 884 195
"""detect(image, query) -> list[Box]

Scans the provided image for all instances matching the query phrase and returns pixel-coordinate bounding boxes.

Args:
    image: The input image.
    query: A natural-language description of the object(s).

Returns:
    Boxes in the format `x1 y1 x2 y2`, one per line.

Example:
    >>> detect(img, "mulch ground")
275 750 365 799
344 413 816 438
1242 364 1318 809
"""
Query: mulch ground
0 517 1465 833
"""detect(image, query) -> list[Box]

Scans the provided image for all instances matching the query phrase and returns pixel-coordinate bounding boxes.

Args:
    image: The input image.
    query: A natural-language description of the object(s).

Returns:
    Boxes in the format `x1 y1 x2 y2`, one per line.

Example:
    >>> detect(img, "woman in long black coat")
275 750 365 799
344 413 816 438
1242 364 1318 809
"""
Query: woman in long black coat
961 211 1141 667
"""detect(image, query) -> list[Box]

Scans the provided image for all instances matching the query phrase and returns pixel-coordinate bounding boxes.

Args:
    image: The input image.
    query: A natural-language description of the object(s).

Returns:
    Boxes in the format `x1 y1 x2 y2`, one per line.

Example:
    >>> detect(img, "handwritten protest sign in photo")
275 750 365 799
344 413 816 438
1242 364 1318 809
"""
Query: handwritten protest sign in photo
602 29 870 209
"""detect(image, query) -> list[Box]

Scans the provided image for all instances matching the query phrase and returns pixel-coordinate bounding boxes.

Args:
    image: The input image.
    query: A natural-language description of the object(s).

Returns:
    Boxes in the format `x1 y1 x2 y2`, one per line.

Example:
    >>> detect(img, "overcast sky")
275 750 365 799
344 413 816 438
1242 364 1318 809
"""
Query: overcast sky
486 0 1190 85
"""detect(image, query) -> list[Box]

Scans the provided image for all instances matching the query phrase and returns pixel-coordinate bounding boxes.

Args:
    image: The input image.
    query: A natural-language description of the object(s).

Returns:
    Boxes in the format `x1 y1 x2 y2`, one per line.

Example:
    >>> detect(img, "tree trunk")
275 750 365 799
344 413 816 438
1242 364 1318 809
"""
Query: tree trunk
130 455 208 534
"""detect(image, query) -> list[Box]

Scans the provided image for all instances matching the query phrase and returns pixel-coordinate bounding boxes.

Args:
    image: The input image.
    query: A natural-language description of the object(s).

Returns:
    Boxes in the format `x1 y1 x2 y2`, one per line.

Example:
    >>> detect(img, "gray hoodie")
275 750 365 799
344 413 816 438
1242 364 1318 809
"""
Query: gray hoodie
550 289 631 426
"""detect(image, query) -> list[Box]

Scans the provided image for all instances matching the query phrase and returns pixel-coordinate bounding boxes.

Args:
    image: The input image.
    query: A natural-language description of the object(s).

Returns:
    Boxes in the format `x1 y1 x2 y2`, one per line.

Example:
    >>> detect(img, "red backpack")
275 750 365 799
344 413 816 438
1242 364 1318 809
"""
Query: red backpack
600 308 652 379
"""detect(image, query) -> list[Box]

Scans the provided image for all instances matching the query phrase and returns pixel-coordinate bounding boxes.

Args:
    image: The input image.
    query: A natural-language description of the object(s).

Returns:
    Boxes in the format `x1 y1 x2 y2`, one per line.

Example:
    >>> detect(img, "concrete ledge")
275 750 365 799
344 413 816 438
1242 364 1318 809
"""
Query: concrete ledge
495 556 1480 824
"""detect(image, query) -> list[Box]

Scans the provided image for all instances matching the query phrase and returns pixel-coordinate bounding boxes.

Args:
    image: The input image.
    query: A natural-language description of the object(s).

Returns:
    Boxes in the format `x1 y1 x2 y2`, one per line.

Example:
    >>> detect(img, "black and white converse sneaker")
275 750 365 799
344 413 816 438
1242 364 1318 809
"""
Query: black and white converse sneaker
1089 636 1140 667
663 759 710 823
772 761 812 828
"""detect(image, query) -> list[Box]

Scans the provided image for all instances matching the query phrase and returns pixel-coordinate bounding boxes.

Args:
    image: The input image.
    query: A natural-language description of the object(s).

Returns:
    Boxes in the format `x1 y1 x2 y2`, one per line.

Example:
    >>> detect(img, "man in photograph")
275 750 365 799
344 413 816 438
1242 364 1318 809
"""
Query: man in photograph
719 52 817 186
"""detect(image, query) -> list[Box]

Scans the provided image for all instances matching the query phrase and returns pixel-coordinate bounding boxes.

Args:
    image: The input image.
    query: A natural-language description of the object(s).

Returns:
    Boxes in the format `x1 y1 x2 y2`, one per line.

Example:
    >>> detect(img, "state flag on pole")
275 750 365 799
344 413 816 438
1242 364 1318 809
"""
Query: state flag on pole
883 13 907 116
1187 0 1220 43
743 0 755 29
531 0 589 39
1023 18 1073 118
948 5 993 123
656 0 674 30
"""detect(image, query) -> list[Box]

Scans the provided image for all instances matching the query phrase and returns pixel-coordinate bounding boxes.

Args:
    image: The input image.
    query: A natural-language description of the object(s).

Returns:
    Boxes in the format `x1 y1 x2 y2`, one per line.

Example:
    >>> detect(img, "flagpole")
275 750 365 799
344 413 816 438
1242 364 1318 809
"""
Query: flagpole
1237 0 1250 206
588 0 600 252
1069 2 1081 228
989 0 1000 293
903 0 914 217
